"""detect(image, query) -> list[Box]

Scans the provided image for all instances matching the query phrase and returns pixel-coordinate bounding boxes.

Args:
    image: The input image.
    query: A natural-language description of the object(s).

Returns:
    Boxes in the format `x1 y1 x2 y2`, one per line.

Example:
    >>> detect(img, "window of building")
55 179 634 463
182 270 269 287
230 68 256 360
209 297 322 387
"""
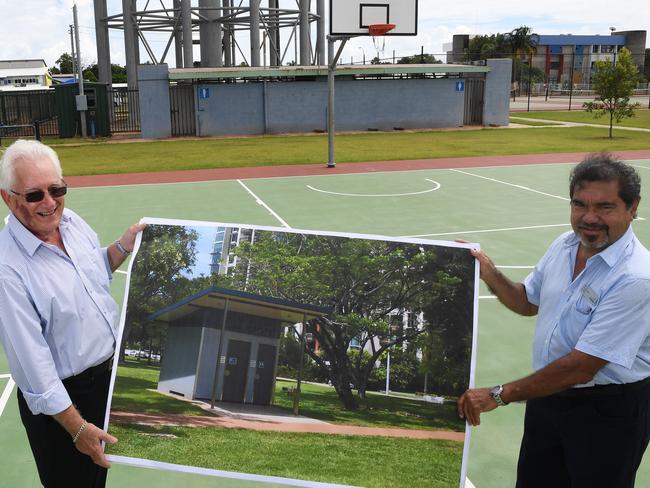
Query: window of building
592 45 600 53
601 45 615 53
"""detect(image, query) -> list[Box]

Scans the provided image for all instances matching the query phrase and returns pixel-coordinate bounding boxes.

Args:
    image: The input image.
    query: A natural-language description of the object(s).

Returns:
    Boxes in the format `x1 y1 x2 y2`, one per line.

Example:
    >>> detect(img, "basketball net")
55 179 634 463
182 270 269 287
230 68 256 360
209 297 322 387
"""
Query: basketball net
368 23 395 62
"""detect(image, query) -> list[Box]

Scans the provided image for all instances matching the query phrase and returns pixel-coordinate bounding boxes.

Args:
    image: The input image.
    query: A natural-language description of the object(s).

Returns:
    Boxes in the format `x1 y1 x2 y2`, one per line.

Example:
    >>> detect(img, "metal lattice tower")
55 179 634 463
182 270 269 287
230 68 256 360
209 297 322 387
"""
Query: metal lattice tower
93 0 326 88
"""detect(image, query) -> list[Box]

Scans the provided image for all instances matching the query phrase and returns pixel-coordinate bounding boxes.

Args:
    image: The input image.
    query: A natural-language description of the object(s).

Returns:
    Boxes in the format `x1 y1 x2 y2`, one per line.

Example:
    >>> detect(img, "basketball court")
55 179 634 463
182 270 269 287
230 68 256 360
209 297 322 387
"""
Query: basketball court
1 150 650 487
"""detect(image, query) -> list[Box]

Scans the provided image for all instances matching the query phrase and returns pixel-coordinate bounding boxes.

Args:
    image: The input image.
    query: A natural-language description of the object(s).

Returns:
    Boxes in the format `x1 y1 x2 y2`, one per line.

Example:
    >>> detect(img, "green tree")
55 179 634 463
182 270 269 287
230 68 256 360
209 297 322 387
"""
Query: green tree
583 48 641 138
397 54 441 64
465 33 510 61
123 225 201 362
54 53 74 74
228 232 474 409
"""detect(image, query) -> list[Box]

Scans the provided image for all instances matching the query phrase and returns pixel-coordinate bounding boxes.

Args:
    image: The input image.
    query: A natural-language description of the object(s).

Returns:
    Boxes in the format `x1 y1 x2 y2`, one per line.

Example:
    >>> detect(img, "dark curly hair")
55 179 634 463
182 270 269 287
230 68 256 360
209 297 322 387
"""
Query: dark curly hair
569 153 641 210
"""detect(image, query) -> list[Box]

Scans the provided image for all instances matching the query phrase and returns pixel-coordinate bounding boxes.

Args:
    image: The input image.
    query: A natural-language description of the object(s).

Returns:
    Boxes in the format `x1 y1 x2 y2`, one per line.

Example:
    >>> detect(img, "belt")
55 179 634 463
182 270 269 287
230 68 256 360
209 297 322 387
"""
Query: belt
63 356 113 385
555 376 650 399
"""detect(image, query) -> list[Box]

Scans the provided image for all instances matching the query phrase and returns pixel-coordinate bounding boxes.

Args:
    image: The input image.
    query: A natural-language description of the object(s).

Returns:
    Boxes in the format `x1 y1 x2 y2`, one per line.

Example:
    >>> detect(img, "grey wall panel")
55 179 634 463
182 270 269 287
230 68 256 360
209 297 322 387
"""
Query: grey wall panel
195 328 220 400
138 64 172 138
158 325 202 398
196 83 265 136
484 59 512 127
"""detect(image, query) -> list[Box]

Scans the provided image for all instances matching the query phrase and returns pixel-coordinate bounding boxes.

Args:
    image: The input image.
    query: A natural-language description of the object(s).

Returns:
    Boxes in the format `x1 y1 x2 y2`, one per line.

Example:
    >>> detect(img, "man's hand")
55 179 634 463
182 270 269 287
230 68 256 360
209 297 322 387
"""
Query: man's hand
470 248 499 282
74 422 117 468
108 222 146 272
457 388 498 426
118 223 146 253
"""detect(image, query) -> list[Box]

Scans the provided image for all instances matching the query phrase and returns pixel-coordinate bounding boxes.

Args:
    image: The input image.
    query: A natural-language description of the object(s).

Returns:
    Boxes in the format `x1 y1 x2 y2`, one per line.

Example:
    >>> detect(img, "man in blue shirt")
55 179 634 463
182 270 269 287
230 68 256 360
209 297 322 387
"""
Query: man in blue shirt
0 140 144 487
458 153 650 487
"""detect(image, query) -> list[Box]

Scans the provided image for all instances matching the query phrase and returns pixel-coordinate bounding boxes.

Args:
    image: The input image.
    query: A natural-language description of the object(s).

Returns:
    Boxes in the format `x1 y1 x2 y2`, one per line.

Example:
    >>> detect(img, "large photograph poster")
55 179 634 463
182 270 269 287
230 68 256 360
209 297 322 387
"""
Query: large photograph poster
105 218 479 488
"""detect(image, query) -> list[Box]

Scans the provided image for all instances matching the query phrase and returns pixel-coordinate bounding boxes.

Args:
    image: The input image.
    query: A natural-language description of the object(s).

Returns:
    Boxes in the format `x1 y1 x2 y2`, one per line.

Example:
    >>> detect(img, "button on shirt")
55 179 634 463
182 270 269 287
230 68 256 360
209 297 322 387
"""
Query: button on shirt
523 226 650 386
0 209 118 415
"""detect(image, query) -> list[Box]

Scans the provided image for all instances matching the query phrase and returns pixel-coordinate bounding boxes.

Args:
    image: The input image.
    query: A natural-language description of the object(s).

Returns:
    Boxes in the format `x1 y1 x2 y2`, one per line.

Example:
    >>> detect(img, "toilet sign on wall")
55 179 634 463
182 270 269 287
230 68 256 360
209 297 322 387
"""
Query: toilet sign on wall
455 80 465 92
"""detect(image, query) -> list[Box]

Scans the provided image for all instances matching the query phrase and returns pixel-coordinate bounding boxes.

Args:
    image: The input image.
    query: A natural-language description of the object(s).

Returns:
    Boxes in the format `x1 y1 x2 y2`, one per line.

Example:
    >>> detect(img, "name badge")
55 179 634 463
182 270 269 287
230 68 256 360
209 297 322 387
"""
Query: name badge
581 284 599 306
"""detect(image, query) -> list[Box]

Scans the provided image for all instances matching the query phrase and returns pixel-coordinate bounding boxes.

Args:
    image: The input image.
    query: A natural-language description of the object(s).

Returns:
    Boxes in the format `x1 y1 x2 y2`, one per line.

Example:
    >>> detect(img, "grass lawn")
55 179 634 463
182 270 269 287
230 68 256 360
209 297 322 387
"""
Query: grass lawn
110 360 207 416
110 362 463 431
508 117 562 127
107 423 463 488
273 380 463 432
43 125 650 176
515 108 650 128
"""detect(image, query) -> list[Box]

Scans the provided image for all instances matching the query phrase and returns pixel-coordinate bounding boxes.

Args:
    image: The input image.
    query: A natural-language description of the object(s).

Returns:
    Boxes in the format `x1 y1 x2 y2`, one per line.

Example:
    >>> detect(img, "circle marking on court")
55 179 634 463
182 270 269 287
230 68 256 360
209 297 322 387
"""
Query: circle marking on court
306 178 441 197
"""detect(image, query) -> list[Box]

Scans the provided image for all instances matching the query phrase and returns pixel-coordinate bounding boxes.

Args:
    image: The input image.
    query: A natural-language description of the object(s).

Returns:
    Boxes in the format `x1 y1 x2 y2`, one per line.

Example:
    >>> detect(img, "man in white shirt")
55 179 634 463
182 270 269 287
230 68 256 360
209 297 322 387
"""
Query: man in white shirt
0 140 144 487
458 153 650 487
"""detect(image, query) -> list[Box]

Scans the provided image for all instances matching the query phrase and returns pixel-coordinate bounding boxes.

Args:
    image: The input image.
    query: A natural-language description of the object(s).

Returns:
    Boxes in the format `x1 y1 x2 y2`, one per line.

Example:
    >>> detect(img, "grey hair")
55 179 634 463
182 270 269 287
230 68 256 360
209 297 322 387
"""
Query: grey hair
0 139 63 191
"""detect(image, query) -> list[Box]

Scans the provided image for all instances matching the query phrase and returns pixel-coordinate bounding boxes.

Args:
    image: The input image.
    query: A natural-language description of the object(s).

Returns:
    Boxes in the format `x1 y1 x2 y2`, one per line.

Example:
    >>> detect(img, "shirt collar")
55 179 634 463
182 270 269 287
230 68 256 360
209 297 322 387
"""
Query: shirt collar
564 225 635 268
7 210 71 257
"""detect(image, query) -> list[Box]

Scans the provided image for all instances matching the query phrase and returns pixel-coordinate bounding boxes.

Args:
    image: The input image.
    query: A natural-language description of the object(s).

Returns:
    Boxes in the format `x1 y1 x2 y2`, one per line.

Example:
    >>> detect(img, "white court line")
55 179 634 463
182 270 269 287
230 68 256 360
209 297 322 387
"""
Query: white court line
237 180 291 228
632 164 650 170
497 265 534 269
0 377 16 418
306 179 441 197
479 295 497 299
0 374 11 379
115 270 128 275
466 478 477 488
450 169 570 201
404 222 570 238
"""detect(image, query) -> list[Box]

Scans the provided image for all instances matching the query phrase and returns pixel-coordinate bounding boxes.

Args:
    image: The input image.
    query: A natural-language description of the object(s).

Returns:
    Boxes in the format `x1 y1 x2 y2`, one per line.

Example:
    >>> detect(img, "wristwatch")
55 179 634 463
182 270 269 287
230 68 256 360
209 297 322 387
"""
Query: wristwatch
490 384 509 407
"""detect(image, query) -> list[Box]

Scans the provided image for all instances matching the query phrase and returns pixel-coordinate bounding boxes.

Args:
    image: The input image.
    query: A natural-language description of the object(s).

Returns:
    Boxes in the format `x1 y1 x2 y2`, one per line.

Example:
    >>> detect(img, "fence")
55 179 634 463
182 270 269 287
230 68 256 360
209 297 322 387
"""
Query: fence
0 90 59 138
108 87 140 133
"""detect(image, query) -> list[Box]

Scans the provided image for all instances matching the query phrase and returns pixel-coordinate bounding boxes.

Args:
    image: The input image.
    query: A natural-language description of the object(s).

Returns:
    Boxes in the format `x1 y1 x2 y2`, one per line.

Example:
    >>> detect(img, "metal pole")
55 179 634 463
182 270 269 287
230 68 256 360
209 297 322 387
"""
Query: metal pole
69 25 77 77
173 0 184 67
568 48 575 111
93 0 111 85
181 0 193 67
327 36 348 168
249 0 260 67
527 59 532 112
384 352 391 395
73 4 87 138
122 0 139 89
327 36 336 167
210 298 230 409
293 315 307 416
299 0 311 65
316 0 325 65
199 0 221 67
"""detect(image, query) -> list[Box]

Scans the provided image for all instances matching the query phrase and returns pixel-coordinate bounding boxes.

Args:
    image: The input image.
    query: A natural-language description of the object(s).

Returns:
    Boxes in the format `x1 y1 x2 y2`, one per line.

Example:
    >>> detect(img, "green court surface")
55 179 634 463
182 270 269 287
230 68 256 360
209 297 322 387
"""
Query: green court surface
1 159 650 488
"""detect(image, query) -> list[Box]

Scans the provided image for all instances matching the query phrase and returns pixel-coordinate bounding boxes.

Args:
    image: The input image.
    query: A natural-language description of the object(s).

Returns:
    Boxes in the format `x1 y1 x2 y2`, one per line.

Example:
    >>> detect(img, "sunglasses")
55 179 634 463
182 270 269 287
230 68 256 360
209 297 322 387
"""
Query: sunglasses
10 183 68 203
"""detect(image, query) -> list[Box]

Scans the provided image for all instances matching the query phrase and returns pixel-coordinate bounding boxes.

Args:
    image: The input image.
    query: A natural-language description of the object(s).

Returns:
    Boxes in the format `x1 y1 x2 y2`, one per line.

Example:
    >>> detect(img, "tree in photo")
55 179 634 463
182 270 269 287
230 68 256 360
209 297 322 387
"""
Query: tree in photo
229 233 474 410
583 48 641 138
123 225 201 363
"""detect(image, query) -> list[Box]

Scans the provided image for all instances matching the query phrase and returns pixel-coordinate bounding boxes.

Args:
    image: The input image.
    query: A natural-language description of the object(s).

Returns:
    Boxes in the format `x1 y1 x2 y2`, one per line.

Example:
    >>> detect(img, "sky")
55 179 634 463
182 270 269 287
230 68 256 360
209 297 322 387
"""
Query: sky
0 0 648 70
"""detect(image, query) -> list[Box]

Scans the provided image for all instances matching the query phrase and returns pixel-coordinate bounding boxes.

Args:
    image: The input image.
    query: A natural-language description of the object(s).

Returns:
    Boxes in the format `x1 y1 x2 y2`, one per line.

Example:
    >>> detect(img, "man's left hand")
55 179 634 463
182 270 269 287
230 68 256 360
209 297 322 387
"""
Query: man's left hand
118 223 146 253
457 388 498 426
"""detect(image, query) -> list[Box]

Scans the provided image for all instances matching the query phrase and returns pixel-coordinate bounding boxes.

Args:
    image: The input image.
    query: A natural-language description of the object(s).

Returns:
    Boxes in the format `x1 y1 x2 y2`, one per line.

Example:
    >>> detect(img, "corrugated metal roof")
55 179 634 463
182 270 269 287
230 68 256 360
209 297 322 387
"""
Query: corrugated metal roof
0 67 48 77
0 59 47 69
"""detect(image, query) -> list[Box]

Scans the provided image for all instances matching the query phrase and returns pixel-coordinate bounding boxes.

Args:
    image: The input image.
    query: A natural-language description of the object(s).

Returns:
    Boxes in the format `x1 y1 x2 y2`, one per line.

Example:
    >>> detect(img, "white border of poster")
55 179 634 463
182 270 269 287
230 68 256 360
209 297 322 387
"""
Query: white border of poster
104 217 480 488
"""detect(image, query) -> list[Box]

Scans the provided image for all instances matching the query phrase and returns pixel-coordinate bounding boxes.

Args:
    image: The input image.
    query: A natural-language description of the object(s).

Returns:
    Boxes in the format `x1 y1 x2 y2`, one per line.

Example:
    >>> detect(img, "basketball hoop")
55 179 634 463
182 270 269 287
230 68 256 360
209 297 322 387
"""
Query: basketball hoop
368 23 396 61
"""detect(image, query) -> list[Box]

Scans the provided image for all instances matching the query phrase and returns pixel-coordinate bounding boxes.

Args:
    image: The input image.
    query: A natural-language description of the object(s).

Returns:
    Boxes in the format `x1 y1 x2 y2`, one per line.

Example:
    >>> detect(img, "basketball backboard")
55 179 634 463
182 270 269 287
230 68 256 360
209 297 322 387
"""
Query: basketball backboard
329 0 418 36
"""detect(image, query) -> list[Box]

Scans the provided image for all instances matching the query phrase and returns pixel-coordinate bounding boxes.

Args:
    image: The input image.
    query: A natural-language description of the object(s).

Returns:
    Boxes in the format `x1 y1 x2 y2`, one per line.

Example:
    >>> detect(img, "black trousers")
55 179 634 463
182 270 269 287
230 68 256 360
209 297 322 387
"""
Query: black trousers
17 359 112 488
516 378 650 488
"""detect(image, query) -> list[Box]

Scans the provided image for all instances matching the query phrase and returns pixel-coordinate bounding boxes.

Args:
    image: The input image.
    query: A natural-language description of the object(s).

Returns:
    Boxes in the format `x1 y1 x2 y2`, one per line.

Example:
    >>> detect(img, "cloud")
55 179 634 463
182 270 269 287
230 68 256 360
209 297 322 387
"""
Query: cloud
0 0 647 70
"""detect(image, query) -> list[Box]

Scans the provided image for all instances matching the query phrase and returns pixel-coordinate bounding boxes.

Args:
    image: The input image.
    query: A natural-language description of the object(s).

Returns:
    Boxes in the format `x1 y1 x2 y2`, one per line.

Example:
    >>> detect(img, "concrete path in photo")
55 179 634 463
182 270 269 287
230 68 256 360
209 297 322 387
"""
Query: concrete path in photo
110 411 465 442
